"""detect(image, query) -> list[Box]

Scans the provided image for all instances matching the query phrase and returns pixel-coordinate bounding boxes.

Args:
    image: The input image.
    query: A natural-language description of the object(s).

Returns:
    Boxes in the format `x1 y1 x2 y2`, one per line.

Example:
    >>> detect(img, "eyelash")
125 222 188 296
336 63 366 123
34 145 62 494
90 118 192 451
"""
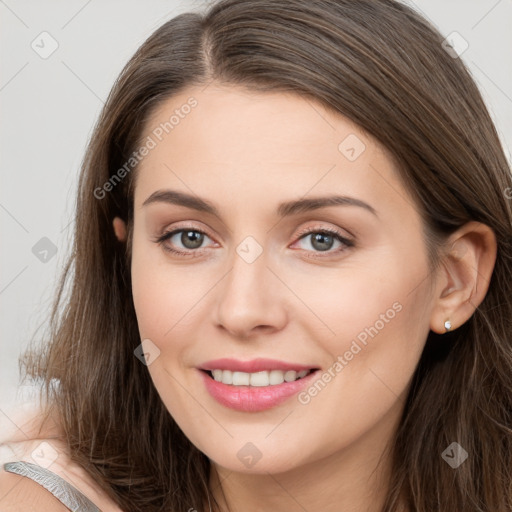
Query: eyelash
153 225 354 258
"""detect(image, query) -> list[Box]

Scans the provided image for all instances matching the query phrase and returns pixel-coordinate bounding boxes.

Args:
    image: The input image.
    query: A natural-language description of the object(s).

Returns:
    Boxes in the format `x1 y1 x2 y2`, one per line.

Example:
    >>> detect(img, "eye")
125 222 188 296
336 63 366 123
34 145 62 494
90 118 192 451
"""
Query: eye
154 227 216 256
291 226 354 256
153 224 354 258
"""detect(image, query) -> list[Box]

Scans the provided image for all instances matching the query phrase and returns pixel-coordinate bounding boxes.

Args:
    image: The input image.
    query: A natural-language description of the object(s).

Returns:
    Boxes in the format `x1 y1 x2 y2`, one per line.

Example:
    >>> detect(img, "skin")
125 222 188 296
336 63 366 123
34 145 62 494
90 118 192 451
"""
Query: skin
113 83 496 512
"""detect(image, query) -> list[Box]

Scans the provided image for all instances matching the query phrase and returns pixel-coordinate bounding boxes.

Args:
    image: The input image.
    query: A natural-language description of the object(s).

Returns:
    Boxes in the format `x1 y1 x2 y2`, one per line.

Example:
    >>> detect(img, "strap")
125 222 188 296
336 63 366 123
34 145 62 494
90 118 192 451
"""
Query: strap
3 461 101 512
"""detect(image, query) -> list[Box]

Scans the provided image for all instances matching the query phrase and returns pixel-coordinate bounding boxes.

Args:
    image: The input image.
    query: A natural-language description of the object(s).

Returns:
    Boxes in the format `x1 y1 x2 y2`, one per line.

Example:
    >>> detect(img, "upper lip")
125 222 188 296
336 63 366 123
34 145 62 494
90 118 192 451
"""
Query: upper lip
198 358 319 373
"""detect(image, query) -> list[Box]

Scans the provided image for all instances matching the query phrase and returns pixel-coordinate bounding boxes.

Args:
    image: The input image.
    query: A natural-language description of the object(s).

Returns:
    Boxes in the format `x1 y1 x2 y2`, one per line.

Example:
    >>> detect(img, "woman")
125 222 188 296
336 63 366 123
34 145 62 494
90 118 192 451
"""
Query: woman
1 0 511 510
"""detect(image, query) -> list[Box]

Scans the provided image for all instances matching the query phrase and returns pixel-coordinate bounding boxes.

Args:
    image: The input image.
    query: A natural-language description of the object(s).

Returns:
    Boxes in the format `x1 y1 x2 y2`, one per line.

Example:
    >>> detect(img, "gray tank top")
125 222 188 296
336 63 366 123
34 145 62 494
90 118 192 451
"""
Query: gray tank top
3 461 101 511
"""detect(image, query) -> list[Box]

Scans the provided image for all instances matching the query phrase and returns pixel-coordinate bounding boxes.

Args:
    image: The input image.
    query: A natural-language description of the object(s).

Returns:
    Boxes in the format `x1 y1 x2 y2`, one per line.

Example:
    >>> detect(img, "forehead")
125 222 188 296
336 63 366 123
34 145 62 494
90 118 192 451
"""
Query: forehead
132 83 409 219
139 83 372 164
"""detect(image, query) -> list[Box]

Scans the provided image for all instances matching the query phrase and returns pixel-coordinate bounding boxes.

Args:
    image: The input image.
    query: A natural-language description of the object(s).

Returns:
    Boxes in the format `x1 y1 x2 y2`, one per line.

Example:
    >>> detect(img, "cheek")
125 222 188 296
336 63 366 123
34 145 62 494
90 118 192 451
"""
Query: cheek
294 247 430 391
292 284 428 456
281 252 418 346
131 230 188 335
130 247 206 417
131 241 219 360
132 270 199 350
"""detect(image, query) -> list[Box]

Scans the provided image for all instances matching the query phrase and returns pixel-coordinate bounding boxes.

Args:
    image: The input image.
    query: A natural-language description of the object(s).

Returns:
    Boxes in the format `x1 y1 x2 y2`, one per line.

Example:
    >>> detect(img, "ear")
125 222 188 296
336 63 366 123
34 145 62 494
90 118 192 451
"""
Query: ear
429 221 497 334
113 216 127 242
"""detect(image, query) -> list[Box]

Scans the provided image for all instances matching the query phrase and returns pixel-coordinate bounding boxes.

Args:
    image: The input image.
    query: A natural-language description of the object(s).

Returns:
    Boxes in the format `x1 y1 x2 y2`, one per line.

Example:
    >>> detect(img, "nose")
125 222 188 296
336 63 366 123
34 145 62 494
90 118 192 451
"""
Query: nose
214 242 288 339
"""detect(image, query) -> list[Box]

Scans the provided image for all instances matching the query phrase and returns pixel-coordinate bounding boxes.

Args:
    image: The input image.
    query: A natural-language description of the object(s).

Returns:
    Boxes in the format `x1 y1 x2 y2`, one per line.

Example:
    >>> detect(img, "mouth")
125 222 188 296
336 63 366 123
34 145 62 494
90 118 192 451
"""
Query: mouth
198 367 321 412
200 368 318 387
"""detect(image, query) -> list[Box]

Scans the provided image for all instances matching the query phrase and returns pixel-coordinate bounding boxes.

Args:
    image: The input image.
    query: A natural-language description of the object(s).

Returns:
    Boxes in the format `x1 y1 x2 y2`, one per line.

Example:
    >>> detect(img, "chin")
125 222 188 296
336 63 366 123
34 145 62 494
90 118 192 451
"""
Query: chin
205 446 307 475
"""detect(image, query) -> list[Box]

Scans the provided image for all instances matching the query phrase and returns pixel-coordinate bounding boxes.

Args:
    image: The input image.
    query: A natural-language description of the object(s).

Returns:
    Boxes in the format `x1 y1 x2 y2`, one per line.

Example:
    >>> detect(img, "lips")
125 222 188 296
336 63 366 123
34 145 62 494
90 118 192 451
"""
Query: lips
198 357 319 373
197 357 321 412
199 367 319 412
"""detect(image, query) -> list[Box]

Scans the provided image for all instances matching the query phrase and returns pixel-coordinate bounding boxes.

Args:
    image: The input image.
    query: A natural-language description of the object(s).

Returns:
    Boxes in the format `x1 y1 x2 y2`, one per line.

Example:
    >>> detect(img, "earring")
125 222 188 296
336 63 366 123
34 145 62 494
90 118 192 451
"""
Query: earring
444 320 452 332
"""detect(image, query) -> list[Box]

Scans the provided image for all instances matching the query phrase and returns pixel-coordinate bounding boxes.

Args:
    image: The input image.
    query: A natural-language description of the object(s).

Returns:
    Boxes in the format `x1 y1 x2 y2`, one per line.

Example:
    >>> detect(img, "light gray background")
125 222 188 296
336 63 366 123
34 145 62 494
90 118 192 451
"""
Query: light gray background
1 0 511 419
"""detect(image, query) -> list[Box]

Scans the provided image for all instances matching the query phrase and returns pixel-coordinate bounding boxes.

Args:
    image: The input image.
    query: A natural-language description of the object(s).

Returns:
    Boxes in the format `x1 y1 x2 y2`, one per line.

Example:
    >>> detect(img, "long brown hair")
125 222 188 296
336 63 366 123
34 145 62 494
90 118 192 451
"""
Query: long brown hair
21 0 512 510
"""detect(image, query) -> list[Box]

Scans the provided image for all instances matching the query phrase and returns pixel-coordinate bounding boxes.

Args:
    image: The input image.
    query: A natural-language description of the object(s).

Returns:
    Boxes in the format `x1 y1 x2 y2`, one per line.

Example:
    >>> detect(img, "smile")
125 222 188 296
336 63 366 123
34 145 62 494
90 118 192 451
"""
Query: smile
198 366 320 412
207 368 314 386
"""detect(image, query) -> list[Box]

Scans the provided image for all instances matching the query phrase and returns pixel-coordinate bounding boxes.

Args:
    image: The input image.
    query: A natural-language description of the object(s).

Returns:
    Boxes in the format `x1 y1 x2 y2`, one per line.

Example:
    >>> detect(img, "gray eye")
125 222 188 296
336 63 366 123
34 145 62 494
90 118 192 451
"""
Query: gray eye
309 233 335 252
176 230 205 249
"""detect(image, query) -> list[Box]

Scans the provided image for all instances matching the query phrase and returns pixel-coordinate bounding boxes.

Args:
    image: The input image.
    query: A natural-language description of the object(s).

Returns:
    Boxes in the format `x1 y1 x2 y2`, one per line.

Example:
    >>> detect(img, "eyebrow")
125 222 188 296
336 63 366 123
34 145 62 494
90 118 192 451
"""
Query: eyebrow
142 189 378 218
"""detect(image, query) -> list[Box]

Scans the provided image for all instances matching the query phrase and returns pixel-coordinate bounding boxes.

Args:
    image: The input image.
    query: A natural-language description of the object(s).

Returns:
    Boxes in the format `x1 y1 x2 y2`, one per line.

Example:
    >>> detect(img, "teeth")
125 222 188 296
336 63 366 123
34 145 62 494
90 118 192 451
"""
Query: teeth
210 369 311 386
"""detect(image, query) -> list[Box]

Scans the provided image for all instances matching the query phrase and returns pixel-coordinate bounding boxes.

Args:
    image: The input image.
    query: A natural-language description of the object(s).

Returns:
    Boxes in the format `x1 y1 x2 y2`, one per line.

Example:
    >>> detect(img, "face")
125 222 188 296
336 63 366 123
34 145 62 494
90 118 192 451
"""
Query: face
129 83 436 475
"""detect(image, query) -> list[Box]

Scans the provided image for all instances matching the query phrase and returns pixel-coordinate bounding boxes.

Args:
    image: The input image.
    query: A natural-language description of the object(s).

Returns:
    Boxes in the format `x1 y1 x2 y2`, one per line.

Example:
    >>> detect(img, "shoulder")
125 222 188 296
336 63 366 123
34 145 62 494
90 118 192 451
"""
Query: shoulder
0 402 123 512
0 467 70 511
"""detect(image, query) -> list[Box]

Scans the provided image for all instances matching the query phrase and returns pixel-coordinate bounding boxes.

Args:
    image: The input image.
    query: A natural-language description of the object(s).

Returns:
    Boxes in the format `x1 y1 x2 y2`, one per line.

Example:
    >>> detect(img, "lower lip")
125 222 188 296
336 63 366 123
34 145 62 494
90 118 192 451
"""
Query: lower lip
198 369 318 412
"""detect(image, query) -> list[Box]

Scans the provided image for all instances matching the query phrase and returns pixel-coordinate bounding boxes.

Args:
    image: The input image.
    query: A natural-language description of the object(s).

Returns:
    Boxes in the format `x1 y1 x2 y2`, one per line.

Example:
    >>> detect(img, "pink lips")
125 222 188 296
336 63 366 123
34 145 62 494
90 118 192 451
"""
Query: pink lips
198 358 319 412
199 357 316 373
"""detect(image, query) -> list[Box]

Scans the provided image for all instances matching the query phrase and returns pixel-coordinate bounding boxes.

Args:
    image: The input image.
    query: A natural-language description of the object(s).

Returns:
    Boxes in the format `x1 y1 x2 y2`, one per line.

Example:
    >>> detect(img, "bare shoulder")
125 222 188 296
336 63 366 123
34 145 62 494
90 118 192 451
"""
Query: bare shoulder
0 468 70 511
